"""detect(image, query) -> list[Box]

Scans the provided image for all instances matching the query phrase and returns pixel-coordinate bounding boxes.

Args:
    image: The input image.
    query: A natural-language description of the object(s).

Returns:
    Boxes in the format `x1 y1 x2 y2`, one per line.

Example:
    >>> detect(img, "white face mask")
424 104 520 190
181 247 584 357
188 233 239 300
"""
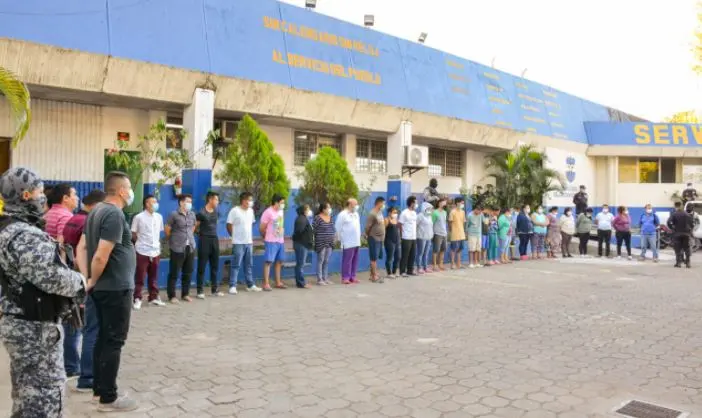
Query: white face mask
537 208 543 214
525 208 531 214
646 209 652 214
306 210 313 217
152 202 160 212
125 189 135 207
459 204 465 209
325 208 332 215
184 202 192 211
624 210 629 215
248 200 255 207
603 208 609 214
279 203 285 210
391 213 398 220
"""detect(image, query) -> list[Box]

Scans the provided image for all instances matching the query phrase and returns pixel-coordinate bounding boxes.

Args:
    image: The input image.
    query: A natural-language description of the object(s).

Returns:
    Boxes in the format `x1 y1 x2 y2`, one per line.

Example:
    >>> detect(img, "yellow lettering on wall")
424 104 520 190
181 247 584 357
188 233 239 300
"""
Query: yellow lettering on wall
543 90 558 98
496 121 512 127
523 116 546 124
515 82 528 90
446 60 464 69
520 104 540 113
551 122 564 128
486 84 503 93
273 49 381 85
483 72 500 80
518 94 544 104
692 125 702 144
448 73 468 82
554 133 569 139
653 125 670 144
492 108 503 114
264 16 280 30
633 124 651 144
489 97 510 105
272 49 287 64
671 125 689 145
548 112 560 118
526 127 538 133
452 86 469 95
544 100 560 109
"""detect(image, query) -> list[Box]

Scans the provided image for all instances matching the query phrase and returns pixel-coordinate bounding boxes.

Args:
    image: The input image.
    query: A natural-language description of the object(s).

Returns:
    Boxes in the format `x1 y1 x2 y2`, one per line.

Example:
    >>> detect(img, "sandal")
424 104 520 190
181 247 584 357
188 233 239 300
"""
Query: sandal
262 286 272 292
274 284 288 289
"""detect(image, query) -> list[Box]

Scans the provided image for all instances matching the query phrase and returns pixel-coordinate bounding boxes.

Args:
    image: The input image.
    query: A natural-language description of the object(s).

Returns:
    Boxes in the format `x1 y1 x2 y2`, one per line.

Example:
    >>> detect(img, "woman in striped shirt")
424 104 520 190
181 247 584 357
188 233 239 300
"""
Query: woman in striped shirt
313 202 336 285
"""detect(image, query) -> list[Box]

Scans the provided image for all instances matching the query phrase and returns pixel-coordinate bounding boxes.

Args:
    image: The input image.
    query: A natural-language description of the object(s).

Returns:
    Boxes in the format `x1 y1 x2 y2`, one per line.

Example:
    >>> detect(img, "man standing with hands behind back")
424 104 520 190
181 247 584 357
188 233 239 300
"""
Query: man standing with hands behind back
165 194 197 303
76 171 138 412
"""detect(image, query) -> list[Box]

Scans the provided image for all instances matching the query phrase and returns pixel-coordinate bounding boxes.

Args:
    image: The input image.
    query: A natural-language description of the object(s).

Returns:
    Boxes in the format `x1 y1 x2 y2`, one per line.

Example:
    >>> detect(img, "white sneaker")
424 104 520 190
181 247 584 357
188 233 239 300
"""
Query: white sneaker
229 287 238 295
477 264 484 268
628 256 632 261
213 292 225 297
149 299 166 307
246 286 262 292
617 256 622 260
132 299 142 311
196 293 206 300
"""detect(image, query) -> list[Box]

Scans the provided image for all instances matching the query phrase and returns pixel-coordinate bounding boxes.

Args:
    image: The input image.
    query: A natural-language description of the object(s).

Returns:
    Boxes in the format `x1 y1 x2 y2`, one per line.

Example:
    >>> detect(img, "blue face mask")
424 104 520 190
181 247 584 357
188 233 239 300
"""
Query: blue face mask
152 202 160 212
185 202 192 212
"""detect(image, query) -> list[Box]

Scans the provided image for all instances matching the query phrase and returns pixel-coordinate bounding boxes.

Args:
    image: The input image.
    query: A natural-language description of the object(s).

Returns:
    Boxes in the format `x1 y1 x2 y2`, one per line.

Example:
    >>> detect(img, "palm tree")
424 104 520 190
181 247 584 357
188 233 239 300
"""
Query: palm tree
484 144 566 208
0 66 31 147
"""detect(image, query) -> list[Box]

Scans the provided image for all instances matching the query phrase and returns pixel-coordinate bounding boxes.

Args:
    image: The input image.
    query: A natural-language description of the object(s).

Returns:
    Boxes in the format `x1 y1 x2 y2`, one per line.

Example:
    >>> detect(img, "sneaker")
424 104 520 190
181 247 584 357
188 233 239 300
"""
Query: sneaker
324 279 334 285
628 256 633 261
97 394 139 412
477 264 484 268
182 296 192 302
247 285 262 292
654 258 659 263
212 292 225 297
169 298 180 305
617 256 622 260
377 277 385 284
317 281 327 286
342 279 351 285
132 299 142 311
72 385 92 394
149 299 166 307
228 287 238 295
469 264 475 269
400 274 409 278
196 294 206 300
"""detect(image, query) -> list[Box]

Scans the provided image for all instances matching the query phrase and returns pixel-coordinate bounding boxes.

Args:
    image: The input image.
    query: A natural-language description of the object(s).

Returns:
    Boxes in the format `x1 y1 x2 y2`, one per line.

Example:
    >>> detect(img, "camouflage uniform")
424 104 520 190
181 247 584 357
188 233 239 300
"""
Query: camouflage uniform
0 167 85 418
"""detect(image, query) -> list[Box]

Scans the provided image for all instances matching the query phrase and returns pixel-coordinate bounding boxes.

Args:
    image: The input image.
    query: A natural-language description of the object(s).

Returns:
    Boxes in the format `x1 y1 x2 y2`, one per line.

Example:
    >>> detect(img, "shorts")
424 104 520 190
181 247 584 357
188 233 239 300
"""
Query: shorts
468 235 482 252
368 238 383 261
432 235 447 253
264 242 285 263
450 240 464 252
481 235 488 250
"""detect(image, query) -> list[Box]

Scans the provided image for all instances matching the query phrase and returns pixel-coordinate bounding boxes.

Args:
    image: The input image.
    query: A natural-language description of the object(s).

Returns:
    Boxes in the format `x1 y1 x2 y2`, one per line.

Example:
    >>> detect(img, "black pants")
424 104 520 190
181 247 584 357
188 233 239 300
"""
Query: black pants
196 237 220 294
673 234 691 265
91 290 132 404
518 233 532 256
578 233 590 255
615 231 631 256
597 230 612 257
561 232 573 256
168 247 194 299
399 239 416 275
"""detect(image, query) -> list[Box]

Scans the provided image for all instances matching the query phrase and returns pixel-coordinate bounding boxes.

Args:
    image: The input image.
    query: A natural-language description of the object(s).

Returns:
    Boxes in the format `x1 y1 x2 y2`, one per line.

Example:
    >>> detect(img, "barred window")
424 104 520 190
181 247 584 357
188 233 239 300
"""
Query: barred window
356 138 387 173
428 147 463 177
294 131 343 166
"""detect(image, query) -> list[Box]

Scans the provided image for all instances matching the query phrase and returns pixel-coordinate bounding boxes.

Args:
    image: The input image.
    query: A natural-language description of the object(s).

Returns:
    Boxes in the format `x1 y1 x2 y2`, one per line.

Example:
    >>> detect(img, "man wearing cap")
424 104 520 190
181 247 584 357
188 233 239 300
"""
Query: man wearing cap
0 167 86 417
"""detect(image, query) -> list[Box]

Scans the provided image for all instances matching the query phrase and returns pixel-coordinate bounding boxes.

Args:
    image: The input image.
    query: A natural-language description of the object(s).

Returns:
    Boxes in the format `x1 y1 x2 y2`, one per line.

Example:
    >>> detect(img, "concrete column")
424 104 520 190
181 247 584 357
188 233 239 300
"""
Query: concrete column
343 133 356 169
182 88 215 210
386 122 412 210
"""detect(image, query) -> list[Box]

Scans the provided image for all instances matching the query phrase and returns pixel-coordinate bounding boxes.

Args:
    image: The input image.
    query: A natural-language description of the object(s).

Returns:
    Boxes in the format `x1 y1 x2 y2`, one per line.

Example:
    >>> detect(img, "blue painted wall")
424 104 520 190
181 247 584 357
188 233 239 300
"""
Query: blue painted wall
0 0 629 143
585 122 702 147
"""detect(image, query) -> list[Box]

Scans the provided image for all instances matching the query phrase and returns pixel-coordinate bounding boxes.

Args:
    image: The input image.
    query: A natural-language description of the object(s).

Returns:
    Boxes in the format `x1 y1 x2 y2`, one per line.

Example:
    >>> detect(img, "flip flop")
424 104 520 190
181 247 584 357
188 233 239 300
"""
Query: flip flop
275 284 288 289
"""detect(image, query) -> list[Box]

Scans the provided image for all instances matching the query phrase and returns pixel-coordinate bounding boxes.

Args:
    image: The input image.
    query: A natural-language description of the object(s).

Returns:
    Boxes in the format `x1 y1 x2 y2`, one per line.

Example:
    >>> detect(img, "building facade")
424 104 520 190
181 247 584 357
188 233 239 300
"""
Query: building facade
1 0 701 234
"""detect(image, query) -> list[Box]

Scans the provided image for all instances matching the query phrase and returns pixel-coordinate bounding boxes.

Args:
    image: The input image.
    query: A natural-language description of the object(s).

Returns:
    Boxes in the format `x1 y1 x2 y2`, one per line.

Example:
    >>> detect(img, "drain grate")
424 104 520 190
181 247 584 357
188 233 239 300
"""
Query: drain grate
615 400 685 418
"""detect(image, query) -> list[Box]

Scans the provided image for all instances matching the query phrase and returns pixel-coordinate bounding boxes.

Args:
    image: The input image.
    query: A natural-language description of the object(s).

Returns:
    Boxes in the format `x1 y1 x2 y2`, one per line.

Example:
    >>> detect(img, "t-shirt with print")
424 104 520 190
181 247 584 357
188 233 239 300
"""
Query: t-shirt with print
261 207 285 243
85 203 136 292
226 206 255 245
448 209 466 241
196 208 219 238
365 209 385 241
466 213 484 237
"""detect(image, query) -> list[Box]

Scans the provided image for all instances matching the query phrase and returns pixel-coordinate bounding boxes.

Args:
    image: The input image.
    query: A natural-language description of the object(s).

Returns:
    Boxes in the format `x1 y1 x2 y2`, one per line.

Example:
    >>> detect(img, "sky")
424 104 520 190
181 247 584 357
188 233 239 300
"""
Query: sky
281 0 700 122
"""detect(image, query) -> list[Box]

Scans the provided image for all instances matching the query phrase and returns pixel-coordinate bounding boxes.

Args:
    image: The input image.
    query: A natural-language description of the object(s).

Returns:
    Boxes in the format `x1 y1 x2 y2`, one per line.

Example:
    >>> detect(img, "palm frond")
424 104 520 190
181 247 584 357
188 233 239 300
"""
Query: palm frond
0 67 31 147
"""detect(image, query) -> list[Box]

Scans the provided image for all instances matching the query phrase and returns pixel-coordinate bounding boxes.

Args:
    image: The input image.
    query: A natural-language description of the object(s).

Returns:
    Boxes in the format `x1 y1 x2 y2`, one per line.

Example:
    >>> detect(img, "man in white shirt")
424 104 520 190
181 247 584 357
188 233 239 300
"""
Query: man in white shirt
226 192 262 294
595 204 614 258
335 198 361 285
130 194 166 309
399 196 418 277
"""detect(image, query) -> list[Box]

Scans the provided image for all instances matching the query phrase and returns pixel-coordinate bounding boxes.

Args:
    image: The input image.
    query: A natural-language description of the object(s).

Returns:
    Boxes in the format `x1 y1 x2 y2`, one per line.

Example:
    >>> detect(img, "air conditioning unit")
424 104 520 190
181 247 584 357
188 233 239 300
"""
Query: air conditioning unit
404 145 429 167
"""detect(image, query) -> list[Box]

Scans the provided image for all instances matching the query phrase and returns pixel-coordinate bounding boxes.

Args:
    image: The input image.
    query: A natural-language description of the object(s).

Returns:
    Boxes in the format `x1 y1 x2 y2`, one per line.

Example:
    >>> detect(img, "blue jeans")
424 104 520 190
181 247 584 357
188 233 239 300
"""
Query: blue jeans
640 234 658 259
63 323 81 376
415 239 431 269
231 244 254 288
384 240 401 275
77 296 98 389
293 242 309 287
316 247 332 282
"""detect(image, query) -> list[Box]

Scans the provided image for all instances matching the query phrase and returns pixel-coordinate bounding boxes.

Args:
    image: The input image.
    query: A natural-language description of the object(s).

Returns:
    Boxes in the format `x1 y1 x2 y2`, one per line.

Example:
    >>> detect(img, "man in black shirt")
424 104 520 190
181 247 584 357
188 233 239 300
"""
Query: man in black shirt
573 185 588 215
682 183 698 205
195 191 221 298
667 201 694 268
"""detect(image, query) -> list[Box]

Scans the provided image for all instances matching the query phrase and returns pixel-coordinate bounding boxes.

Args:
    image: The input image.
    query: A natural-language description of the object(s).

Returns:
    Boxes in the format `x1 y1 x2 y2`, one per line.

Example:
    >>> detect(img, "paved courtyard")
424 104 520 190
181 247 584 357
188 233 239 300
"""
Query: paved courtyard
2 252 702 417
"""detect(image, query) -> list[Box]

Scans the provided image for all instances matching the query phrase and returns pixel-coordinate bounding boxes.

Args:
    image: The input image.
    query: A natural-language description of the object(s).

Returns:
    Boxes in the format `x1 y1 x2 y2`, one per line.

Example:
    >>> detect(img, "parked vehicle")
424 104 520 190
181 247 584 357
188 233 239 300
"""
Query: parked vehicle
658 201 701 252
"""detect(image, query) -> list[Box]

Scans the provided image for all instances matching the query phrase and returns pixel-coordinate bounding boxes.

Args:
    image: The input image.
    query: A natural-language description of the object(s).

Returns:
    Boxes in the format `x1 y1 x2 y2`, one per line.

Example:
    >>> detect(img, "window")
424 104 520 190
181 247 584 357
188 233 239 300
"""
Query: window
618 157 680 184
166 116 184 150
356 138 387 173
294 131 343 166
428 147 463 177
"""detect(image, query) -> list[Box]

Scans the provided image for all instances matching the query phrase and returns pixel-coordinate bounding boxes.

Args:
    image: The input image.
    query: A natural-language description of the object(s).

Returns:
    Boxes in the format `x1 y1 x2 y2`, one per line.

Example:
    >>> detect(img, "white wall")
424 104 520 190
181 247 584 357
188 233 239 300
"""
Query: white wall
617 183 686 207
543 147 595 207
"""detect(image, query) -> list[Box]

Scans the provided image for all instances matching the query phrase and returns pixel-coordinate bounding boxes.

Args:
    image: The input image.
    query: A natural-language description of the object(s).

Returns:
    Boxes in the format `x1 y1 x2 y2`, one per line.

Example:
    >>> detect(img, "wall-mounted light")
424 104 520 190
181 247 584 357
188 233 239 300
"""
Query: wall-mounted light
305 0 316 9
364 14 374 27
418 32 428 43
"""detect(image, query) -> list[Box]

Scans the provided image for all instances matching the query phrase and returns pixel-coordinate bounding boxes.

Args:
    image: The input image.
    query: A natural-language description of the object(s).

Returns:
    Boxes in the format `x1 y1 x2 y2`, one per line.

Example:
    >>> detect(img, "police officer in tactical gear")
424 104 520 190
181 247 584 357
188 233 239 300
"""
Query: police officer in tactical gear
667 201 694 268
0 167 86 418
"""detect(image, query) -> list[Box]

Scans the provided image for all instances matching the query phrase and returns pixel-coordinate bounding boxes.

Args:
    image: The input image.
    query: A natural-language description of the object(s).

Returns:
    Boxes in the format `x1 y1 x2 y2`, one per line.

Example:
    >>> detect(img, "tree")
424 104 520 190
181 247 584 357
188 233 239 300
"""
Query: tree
665 110 700 123
695 1 702 75
295 146 358 211
216 114 290 212
0 67 31 147
484 144 565 208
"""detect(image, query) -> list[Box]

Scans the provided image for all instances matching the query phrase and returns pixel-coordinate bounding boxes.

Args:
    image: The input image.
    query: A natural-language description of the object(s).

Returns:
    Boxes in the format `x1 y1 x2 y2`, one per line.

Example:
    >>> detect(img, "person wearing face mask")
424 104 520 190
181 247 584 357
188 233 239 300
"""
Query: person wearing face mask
431 198 448 272
638 203 660 262
398 196 419 277
516 205 533 260
0 167 87 417
260 194 288 290
195 191 223 299
292 204 314 289
44 183 80 245
335 198 362 284
449 198 467 269
613 206 632 260
423 178 440 207
313 202 335 285
545 207 561 259
130 194 165 309
576 207 593 257
364 197 386 283
558 208 575 258
573 185 588 215
384 207 402 278
595 204 614 258
227 192 262 292
165 193 197 303
415 201 434 274
530 205 548 259
75 171 138 411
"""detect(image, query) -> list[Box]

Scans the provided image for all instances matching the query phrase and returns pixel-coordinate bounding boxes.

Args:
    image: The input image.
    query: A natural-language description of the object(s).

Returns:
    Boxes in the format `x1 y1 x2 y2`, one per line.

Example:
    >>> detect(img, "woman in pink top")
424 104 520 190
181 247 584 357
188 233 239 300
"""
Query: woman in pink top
612 206 632 259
